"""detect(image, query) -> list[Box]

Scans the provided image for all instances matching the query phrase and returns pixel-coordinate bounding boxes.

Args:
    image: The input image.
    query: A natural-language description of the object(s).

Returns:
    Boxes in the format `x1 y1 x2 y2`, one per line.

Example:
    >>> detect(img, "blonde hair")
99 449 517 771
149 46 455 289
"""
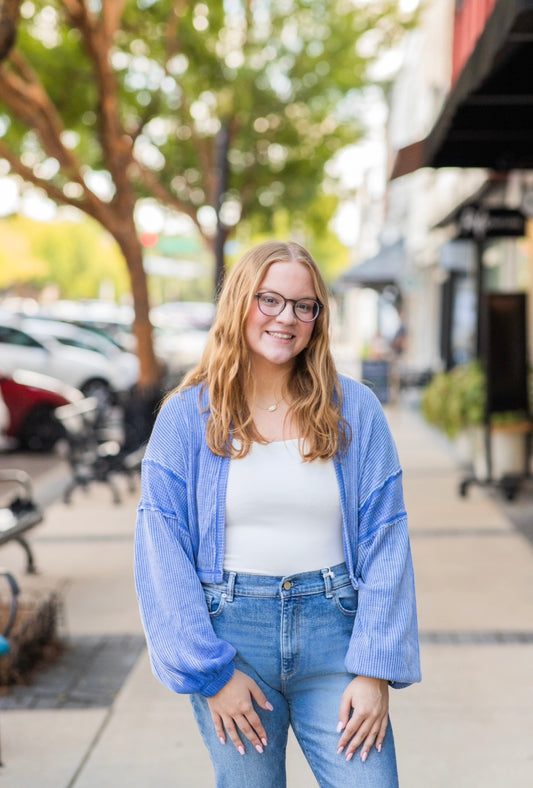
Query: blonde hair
172 240 349 460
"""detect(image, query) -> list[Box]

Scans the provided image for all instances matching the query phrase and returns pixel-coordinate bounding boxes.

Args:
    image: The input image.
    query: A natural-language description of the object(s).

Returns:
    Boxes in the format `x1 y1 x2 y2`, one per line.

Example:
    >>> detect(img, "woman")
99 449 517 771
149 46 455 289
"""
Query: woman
135 240 421 787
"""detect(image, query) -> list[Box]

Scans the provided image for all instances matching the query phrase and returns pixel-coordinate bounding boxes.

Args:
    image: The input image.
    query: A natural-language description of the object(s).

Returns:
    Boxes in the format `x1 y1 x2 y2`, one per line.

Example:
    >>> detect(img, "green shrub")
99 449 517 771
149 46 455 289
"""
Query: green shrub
421 361 530 438
421 362 485 439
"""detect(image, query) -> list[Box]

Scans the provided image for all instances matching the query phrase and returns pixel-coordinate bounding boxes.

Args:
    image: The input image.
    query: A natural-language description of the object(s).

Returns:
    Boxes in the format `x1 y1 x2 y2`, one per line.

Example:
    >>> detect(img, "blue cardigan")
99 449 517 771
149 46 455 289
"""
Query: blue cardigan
134 375 421 697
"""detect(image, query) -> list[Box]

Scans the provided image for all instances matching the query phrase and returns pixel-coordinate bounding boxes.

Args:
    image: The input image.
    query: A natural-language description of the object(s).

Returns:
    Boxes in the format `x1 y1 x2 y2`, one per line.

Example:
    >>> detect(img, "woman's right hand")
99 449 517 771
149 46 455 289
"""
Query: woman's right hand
206 669 274 755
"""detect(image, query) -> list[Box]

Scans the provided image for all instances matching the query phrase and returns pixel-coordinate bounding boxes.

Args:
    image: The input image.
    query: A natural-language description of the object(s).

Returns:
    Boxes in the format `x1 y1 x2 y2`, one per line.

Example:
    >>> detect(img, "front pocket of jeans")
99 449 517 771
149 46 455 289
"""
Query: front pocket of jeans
203 589 227 618
334 584 358 616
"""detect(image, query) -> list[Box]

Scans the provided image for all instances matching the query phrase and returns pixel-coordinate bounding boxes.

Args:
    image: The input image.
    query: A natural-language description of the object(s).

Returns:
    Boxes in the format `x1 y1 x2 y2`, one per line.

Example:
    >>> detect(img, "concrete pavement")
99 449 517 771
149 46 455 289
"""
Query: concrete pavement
0 400 532 786
389 404 533 787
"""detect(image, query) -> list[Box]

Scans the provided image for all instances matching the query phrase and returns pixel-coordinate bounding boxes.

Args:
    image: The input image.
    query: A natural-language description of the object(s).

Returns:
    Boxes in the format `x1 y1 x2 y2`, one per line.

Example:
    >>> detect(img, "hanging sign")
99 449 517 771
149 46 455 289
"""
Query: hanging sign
456 206 526 240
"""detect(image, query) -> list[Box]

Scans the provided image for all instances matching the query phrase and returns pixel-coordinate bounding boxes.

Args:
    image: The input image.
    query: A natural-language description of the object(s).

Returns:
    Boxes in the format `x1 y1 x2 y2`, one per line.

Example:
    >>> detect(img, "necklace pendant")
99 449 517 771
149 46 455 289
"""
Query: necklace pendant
267 404 277 412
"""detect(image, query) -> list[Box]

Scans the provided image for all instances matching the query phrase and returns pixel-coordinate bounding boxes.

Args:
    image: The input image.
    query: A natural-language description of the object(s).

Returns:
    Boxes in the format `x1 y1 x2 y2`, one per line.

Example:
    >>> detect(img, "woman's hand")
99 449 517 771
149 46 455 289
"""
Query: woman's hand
206 669 274 755
336 676 389 763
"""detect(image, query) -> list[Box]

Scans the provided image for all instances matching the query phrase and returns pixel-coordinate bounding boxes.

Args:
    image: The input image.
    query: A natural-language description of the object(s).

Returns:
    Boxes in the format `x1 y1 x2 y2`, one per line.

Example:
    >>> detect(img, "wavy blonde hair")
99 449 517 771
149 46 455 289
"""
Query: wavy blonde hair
172 240 349 460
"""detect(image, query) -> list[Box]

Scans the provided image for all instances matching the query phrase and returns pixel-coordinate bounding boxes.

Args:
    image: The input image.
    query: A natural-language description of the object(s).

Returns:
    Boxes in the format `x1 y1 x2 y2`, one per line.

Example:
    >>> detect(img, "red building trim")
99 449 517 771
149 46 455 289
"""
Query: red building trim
452 0 497 85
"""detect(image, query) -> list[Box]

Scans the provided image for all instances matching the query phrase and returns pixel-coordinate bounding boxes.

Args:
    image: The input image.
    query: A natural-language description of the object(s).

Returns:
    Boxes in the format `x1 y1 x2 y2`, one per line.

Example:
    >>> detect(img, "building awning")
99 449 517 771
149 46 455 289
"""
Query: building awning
334 241 406 292
390 0 533 178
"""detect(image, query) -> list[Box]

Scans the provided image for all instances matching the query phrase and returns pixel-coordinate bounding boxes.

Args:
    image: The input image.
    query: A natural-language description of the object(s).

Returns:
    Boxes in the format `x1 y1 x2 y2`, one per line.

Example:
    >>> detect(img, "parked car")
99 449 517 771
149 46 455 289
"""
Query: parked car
39 299 137 353
41 305 207 377
0 384 9 451
21 316 139 382
150 301 215 331
0 314 139 407
0 369 83 451
152 324 210 375
149 301 214 375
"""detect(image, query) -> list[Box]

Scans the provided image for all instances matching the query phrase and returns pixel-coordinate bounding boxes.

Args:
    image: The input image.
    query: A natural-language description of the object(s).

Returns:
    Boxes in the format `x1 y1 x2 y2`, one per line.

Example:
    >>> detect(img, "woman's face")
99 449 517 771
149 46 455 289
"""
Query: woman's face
244 260 317 373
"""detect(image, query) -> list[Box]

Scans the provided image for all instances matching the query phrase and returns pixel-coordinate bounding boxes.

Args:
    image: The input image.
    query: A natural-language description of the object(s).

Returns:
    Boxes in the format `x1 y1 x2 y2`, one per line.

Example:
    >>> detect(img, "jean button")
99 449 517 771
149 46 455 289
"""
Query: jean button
283 580 292 590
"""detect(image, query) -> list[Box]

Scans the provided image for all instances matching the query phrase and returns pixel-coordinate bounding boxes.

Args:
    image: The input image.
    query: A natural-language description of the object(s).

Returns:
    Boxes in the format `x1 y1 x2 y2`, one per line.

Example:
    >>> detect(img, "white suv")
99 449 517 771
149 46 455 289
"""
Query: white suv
0 315 139 406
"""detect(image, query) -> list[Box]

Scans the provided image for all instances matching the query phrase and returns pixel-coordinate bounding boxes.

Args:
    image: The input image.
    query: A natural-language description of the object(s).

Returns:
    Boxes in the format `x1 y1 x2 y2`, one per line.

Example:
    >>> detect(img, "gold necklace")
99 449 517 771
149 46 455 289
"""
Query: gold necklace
255 396 285 412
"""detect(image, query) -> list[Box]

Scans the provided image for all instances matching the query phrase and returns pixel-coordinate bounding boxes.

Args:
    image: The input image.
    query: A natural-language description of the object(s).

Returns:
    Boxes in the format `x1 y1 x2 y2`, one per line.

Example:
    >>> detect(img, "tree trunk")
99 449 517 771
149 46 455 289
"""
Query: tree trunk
113 225 161 391
214 123 229 298
214 224 229 301
120 233 164 446
0 0 21 61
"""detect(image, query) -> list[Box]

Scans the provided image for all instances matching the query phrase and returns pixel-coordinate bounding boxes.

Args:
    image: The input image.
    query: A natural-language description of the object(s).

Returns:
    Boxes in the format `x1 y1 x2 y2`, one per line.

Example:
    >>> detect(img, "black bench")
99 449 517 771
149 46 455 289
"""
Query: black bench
55 397 145 505
0 470 43 575
0 474 40 765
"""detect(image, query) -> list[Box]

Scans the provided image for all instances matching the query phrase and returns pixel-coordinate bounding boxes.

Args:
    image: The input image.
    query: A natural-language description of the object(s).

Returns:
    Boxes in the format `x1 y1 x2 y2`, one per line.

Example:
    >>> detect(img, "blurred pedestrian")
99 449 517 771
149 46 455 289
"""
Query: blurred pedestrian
134 240 421 787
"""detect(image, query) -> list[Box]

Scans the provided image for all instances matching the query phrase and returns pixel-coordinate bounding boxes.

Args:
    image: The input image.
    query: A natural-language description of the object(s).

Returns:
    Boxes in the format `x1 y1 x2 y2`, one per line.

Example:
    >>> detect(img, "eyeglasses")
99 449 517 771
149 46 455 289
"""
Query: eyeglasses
254 291 323 323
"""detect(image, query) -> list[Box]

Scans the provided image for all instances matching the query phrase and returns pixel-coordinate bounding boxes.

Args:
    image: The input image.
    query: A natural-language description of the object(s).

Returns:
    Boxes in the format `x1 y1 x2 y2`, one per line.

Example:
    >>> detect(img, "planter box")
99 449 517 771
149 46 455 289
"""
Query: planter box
0 590 63 687
470 422 531 481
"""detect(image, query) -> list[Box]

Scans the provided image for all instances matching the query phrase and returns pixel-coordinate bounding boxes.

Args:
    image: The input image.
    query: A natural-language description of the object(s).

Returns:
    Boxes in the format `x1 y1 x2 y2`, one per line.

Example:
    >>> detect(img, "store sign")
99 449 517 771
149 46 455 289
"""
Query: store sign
457 206 526 240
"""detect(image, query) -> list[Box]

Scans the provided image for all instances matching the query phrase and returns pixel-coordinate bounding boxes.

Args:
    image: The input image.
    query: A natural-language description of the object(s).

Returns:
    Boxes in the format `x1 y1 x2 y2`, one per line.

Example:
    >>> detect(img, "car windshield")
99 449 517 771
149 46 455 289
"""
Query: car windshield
53 336 111 357
0 325 46 349
26 321 117 358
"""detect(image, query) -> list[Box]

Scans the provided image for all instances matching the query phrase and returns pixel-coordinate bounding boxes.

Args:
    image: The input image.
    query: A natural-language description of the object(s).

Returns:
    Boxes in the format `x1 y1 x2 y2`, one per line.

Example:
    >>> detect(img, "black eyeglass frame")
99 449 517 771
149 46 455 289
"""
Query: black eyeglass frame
254 291 323 323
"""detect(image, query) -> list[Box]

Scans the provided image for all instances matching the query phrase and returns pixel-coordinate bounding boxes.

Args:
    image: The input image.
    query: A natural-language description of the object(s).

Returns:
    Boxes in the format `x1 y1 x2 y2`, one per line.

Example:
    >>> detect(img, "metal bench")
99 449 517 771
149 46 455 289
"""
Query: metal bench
55 397 145 505
0 470 43 575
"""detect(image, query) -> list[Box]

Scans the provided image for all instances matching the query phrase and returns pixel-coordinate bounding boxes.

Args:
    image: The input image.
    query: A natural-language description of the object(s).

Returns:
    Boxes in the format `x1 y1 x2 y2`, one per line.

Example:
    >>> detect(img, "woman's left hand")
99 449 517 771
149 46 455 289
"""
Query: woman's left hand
336 675 389 763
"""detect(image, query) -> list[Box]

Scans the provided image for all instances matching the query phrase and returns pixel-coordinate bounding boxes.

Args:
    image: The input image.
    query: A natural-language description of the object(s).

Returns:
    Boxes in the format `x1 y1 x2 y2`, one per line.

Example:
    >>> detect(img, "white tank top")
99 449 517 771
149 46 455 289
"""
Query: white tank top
224 439 344 575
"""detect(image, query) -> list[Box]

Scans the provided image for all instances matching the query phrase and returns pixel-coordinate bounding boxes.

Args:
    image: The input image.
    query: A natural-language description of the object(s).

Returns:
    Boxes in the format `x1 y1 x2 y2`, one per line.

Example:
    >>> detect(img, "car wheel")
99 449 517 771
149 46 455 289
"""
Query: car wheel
81 379 114 409
19 407 66 452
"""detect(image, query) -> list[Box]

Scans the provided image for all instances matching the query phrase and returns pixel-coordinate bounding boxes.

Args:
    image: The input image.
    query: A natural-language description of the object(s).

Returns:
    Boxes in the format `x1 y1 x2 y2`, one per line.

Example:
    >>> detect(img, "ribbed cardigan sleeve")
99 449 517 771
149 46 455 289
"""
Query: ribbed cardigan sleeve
341 381 421 688
134 394 236 697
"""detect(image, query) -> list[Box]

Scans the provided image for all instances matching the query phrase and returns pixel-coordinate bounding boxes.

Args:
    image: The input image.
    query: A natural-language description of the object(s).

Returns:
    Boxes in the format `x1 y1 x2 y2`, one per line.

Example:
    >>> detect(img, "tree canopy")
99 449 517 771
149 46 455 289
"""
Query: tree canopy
0 0 415 386
0 214 130 298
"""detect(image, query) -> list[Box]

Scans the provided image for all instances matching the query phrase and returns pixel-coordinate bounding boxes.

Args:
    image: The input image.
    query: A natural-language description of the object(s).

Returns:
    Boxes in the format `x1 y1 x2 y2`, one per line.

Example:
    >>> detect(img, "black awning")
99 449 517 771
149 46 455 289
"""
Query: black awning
334 241 406 292
390 0 533 178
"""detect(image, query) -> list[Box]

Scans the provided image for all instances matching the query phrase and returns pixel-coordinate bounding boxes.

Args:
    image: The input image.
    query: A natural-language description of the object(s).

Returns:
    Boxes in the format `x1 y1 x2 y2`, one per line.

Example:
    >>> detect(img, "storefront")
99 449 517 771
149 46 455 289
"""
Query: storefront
388 0 533 489
391 0 533 368
391 0 533 175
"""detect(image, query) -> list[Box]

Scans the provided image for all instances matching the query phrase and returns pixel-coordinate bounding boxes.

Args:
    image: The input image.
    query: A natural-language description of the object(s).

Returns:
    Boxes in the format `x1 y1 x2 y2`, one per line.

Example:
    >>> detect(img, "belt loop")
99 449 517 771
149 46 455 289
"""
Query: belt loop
225 571 236 602
321 567 335 598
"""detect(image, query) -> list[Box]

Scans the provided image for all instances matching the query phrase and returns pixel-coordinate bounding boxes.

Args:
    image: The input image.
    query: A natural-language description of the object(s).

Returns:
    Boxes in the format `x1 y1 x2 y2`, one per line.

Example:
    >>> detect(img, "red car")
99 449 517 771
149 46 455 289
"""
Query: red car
0 369 83 452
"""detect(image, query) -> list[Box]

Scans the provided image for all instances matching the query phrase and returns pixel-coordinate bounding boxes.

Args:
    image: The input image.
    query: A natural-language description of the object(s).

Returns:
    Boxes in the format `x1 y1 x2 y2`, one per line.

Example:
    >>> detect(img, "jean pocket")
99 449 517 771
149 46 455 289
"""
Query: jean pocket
333 583 358 616
203 587 227 618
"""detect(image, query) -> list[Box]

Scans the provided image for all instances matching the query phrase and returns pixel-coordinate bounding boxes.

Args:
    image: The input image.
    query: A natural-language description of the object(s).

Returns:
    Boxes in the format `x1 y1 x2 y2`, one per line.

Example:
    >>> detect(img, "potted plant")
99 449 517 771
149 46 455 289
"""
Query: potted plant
421 362 484 438
421 361 531 480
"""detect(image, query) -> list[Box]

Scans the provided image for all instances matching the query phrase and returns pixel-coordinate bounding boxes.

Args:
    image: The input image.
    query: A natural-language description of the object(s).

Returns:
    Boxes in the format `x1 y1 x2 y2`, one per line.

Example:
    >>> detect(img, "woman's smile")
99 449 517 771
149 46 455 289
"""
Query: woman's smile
266 330 295 341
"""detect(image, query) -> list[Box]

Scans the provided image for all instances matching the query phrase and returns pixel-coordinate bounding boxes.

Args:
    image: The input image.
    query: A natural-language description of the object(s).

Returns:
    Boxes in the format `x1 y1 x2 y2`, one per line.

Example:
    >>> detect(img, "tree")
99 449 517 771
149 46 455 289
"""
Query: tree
0 0 414 388
0 217 48 287
0 214 130 298
0 0 21 61
237 194 350 284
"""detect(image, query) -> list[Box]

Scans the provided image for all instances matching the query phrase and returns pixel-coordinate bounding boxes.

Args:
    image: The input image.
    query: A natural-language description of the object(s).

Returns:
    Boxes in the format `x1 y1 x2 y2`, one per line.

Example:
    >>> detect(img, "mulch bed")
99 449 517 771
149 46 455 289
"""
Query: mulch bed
0 590 65 688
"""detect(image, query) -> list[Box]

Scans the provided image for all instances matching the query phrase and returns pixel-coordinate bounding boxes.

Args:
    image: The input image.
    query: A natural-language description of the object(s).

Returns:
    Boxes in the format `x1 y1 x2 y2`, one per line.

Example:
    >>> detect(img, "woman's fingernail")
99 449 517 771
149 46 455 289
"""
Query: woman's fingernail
238 745 245 756
376 743 382 753
265 701 274 711
261 738 268 747
361 751 368 763
336 721 344 733
255 744 264 754
346 751 354 762
337 745 344 755
219 737 225 746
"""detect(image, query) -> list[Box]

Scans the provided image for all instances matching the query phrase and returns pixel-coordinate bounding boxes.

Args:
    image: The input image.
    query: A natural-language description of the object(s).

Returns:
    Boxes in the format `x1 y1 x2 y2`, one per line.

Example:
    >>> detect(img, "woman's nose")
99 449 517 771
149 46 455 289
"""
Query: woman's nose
276 302 297 323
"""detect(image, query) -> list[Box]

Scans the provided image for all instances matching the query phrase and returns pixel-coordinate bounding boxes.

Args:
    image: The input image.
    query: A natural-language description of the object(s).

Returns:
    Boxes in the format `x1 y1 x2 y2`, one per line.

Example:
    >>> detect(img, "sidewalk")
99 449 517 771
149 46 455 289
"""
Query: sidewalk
388 404 533 787
0 401 532 786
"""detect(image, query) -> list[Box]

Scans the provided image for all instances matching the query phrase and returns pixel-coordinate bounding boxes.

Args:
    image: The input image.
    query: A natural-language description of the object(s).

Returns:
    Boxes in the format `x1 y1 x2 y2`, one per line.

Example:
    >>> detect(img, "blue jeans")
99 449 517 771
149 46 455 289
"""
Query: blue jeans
190 563 399 788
